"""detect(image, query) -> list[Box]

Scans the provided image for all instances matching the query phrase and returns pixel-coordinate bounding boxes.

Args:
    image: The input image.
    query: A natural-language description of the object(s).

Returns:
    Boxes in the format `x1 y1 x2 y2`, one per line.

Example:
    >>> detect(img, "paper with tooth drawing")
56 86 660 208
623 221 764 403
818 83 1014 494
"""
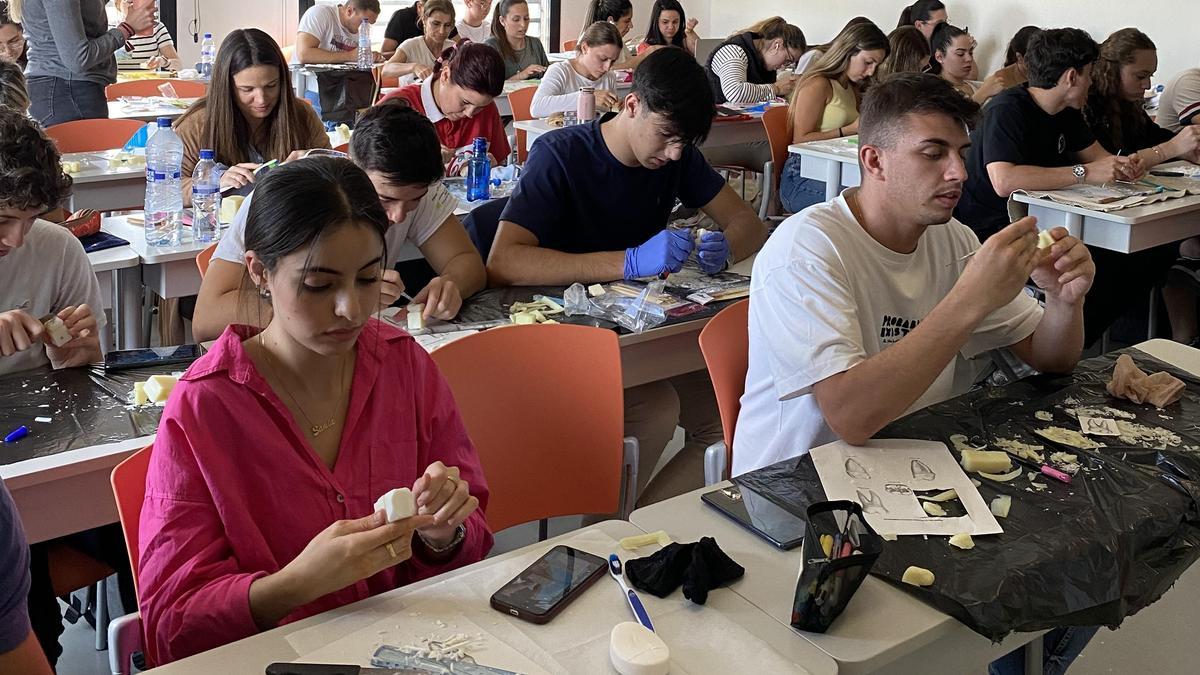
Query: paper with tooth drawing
285 528 817 674
811 439 1004 537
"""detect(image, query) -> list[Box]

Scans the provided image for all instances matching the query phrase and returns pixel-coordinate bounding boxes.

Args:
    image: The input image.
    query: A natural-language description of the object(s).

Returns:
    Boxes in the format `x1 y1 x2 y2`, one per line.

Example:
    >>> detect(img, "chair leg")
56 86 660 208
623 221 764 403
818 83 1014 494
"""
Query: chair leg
704 441 729 486
538 519 549 542
95 577 110 651
1148 286 1159 340
620 437 640 518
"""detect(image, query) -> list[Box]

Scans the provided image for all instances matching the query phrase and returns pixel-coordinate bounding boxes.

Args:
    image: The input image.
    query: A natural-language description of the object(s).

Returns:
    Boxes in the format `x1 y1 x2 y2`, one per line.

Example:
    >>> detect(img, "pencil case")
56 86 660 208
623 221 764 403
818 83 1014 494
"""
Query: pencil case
791 500 882 633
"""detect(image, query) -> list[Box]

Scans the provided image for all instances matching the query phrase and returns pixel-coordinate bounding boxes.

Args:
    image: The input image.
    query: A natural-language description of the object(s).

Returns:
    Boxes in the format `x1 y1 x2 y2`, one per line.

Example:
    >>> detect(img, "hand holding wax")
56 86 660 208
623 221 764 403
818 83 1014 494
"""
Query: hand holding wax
412 461 479 549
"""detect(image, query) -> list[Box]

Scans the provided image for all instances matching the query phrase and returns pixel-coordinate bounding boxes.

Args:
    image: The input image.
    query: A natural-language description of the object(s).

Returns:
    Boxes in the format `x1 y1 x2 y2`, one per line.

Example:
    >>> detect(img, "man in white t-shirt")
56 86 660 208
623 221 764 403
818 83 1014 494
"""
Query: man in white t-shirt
1157 67 1200 133
734 72 1096 477
294 0 383 65
193 99 486 341
0 107 104 377
456 0 493 45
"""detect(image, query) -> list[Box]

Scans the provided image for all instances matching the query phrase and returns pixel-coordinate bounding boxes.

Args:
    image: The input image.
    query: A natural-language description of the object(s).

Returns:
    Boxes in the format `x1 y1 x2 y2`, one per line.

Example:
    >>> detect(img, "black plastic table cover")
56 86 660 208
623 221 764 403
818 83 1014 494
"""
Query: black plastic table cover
736 349 1200 642
0 364 179 467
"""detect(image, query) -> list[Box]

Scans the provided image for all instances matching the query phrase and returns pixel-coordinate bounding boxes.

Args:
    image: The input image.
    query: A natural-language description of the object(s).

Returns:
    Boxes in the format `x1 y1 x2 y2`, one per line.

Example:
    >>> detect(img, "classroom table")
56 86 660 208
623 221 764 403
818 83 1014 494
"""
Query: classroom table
1012 191 1200 254
145 521 840 675
107 97 198 123
87 244 141 352
63 149 146 213
788 136 861 202
516 113 768 153
633 337 1200 675
102 215 213 348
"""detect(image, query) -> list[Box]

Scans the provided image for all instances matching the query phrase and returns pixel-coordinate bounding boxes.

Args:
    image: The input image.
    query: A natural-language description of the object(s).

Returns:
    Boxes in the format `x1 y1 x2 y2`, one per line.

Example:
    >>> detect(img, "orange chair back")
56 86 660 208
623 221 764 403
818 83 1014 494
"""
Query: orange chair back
196 243 217 278
333 142 350 154
698 299 749 458
507 85 537 162
45 118 146 153
562 39 577 51
110 445 154 665
762 106 791 193
105 78 207 101
430 324 625 532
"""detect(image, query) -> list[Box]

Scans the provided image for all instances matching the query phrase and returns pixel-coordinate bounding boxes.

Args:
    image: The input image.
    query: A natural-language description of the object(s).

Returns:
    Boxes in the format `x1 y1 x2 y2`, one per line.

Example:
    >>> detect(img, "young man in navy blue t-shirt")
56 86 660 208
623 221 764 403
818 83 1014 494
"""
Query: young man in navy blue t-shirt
489 47 768 504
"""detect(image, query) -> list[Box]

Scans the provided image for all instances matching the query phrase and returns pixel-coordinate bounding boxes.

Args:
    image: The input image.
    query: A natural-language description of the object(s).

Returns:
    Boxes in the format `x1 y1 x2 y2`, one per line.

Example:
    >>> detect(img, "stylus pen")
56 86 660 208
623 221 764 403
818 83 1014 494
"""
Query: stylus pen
608 554 654 632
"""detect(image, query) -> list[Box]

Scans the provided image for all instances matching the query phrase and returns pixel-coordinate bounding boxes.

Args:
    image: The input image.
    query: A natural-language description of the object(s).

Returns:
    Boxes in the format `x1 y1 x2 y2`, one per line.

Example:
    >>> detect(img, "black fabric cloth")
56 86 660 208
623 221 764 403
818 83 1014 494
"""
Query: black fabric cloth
625 537 744 604
1083 92 1176 157
705 32 774 105
385 6 423 44
956 85 1095 240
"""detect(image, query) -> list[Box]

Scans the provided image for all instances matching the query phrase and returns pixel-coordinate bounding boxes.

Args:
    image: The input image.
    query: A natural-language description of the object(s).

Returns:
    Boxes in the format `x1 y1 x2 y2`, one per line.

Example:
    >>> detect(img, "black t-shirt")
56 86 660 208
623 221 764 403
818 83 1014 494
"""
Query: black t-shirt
1083 92 1176 156
956 85 1095 239
385 6 423 44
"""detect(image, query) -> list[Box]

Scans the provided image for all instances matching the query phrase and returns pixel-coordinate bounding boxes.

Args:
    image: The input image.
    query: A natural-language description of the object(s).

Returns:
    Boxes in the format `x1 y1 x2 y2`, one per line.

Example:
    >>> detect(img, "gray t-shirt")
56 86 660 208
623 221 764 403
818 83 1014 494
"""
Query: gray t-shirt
484 35 549 80
22 0 125 85
0 220 106 376
0 482 31 653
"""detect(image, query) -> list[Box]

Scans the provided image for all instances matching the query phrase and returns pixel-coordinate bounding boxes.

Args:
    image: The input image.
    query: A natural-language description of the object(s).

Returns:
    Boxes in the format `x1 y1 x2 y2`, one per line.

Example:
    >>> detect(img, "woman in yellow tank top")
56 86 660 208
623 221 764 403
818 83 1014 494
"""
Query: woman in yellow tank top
780 21 889 213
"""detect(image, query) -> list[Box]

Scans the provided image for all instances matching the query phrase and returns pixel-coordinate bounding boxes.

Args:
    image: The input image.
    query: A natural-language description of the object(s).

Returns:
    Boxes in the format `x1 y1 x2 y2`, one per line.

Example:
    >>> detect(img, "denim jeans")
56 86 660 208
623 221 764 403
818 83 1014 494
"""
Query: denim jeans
27 76 109 127
779 153 828 213
988 626 1100 675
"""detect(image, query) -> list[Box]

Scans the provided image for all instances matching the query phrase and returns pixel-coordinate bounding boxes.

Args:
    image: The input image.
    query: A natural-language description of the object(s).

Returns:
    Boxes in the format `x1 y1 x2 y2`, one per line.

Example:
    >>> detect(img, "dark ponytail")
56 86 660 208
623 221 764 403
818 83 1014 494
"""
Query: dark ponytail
897 0 946 29
432 42 504 97
1004 25 1041 67
928 22 968 74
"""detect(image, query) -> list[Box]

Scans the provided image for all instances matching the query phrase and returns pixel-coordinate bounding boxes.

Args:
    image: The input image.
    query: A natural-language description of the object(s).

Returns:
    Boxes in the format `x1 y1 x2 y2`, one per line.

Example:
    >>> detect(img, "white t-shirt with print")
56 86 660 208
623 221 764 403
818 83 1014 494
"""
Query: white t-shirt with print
0 221 107 376
213 180 457 266
295 3 358 63
732 194 1044 476
456 20 492 45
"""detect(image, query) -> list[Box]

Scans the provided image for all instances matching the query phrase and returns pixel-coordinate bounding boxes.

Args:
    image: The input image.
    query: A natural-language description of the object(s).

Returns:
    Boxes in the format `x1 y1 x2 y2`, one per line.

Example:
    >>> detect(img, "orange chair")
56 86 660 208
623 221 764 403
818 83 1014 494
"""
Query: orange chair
562 40 577 51
507 85 536 163
697 299 749 484
196 242 217 278
333 141 350 154
430 324 637 536
760 105 791 220
108 445 153 674
45 118 146 153
105 78 208 100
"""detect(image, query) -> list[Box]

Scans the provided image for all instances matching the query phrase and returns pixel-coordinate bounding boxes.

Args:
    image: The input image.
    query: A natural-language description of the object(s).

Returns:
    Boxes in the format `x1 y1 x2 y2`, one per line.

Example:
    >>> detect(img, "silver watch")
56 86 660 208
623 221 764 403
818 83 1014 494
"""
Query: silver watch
1072 164 1087 184
418 524 466 554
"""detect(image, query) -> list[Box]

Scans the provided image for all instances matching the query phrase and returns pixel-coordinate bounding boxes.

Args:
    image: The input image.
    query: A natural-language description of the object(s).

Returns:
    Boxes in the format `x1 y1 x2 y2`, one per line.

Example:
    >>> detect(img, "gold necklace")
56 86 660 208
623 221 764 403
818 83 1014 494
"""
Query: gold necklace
258 334 349 437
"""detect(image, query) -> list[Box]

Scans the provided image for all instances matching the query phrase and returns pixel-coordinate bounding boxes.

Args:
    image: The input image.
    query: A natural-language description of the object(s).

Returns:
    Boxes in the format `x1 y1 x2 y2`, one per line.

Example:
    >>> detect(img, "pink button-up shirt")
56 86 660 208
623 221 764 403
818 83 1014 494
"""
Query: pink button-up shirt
138 321 493 664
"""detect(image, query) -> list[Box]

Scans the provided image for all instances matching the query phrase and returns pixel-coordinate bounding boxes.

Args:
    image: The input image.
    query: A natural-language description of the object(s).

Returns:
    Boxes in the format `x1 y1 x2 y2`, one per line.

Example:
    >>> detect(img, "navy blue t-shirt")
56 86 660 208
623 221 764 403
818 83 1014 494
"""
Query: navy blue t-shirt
500 115 726 253
0 482 31 653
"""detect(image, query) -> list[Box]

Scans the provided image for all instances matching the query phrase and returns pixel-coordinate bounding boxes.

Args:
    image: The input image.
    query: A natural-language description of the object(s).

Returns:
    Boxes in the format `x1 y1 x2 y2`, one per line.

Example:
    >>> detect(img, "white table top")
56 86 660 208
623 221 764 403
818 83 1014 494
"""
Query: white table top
632 338 1200 675
86 244 140 273
1012 190 1200 225
788 136 861 162
62 149 146 184
107 97 197 122
149 521 840 675
102 214 213 265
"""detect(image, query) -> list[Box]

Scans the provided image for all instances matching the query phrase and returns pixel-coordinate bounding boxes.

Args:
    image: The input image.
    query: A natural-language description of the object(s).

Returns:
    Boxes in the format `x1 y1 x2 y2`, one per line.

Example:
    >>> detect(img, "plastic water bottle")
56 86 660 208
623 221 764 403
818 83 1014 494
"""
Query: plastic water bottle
191 149 221 244
199 33 216 79
357 19 372 69
466 137 491 202
144 117 184 247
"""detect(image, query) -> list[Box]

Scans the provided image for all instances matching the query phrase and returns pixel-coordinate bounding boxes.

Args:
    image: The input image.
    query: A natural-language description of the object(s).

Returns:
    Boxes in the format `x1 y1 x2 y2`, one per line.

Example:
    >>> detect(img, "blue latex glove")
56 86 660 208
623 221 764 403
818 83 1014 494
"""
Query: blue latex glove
624 229 694 279
697 231 731 274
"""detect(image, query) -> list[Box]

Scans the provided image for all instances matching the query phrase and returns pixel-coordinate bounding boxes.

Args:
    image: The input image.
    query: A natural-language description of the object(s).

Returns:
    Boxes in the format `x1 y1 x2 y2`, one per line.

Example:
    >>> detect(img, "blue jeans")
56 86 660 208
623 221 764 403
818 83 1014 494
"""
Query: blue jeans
779 153 827 213
27 76 109 127
988 626 1100 675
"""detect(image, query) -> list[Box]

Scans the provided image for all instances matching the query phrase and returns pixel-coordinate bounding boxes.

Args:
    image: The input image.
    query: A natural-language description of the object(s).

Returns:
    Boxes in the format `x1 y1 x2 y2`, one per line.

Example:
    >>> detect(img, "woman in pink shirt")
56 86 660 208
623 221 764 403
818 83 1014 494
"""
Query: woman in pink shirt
137 156 492 665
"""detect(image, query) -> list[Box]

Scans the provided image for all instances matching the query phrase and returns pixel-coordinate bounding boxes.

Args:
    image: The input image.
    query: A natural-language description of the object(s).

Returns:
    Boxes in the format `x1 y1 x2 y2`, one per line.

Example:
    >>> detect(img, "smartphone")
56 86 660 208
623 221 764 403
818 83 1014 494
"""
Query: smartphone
104 345 202 372
701 484 807 550
490 545 608 624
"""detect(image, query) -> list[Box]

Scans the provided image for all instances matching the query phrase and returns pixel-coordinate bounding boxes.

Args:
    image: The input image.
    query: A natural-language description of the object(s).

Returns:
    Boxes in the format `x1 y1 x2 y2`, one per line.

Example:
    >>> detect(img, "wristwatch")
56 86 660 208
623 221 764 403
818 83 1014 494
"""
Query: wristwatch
418 524 466 554
1072 164 1087 184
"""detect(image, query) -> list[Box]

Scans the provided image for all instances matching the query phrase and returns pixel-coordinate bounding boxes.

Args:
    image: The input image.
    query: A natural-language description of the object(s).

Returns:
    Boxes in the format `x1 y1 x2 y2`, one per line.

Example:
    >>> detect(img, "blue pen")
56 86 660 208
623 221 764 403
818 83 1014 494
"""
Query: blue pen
608 554 654 632
4 426 29 443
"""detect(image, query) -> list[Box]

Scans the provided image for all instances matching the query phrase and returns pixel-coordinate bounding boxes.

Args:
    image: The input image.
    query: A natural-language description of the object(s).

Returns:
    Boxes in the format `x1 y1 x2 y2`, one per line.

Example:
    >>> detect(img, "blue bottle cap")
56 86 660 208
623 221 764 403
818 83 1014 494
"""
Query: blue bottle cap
157 117 172 127
204 33 212 39
199 149 214 160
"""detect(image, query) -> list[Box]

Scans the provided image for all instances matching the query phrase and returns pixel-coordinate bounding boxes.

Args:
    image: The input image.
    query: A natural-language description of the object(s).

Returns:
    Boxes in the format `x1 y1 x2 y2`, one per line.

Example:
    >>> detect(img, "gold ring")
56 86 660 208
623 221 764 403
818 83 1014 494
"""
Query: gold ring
386 542 398 558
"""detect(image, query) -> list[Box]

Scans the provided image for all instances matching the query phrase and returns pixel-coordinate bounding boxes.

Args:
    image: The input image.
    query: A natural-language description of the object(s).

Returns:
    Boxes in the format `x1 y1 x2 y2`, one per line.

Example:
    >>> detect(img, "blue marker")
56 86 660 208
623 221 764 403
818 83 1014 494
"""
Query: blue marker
4 426 29 443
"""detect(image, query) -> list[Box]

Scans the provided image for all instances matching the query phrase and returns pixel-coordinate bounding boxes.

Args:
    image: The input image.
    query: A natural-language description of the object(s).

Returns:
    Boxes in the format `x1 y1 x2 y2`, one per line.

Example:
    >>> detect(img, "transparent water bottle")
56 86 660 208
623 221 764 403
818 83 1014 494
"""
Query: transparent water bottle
199 33 216 79
191 149 221 244
357 19 372 69
144 117 184 247
466 137 491 202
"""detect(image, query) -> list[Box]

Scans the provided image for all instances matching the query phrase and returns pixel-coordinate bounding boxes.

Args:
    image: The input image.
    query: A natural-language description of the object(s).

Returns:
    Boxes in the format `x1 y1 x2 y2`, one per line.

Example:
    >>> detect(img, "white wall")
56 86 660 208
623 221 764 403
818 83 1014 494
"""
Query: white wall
175 0 292 64
560 1 711 51
705 0 1200 87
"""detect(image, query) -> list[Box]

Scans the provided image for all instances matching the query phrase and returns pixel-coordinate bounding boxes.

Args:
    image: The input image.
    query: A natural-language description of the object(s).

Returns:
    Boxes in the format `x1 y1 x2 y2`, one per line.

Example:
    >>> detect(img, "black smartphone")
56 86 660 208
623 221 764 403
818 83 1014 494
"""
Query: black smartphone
104 345 202 372
702 484 807 550
490 545 608 624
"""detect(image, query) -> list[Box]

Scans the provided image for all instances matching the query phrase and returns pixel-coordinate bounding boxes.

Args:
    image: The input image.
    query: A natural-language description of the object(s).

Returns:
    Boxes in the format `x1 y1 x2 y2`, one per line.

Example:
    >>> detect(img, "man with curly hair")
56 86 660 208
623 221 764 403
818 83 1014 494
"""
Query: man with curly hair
0 105 103 375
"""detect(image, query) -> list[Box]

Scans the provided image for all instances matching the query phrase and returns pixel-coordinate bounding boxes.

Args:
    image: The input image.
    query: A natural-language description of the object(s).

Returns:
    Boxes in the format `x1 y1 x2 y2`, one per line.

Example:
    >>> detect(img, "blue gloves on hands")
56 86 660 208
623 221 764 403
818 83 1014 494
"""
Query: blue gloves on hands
624 229 694 279
696 231 730 274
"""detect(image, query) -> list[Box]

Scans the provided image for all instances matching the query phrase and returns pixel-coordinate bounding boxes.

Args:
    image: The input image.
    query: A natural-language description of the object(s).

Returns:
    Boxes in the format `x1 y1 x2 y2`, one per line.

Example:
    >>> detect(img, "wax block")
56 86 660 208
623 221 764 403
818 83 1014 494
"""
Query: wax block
134 382 148 405
41 316 72 347
143 375 178 404
374 488 416 523
219 195 245 224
